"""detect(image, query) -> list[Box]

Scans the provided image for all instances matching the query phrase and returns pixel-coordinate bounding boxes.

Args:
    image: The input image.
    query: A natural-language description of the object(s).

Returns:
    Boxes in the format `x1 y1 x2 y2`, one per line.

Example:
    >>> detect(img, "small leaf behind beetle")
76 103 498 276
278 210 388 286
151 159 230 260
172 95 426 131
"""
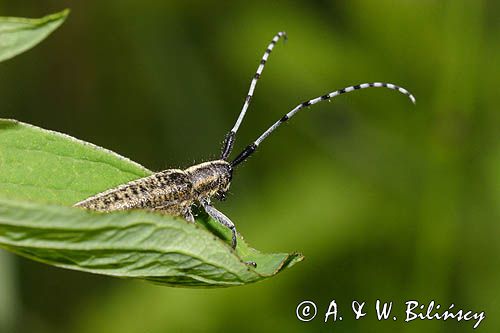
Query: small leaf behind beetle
0 119 303 287
0 9 69 63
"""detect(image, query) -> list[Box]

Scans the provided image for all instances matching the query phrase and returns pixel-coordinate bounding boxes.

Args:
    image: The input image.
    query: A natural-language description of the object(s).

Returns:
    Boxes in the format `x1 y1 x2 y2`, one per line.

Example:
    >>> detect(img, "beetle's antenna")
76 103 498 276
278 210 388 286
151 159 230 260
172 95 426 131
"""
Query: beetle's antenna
231 82 416 167
220 31 287 161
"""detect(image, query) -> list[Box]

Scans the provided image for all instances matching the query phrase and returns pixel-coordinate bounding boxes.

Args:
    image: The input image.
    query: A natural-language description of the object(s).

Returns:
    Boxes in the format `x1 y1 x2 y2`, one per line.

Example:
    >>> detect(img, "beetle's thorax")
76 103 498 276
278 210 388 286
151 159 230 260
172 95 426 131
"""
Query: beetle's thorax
184 160 232 199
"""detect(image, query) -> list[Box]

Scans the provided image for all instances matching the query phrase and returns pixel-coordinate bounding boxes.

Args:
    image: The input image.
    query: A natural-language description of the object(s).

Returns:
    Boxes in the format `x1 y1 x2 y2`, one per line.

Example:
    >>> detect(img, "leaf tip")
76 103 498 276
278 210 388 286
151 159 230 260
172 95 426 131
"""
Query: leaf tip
47 8 71 25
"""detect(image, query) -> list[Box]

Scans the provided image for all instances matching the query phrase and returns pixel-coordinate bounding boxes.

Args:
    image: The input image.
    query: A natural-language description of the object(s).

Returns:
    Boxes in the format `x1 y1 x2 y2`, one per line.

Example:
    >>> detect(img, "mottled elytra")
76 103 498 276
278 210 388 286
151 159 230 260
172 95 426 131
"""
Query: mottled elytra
75 32 415 257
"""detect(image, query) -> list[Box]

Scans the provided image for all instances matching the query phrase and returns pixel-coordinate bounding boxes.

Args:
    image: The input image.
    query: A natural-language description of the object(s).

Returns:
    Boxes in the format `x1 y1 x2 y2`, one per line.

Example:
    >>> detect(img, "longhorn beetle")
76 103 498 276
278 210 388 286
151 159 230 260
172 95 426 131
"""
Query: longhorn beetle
75 32 415 255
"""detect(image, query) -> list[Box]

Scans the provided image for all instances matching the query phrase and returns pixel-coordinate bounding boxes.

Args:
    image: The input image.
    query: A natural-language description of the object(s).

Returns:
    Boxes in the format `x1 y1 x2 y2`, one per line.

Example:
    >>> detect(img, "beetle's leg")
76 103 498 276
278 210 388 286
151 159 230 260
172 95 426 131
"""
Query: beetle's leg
200 199 237 249
200 199 257 267
184 208 195 223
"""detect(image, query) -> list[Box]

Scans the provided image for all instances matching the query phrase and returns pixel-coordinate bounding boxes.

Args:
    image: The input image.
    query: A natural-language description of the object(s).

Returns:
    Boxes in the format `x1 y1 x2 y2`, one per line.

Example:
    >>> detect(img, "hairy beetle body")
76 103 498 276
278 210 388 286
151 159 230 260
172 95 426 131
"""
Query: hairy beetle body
75 160 232 218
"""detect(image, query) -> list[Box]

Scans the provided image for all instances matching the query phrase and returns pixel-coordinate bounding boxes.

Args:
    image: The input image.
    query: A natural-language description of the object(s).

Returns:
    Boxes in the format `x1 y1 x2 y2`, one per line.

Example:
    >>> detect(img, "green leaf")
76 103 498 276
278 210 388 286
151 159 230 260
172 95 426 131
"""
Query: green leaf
0 119 303 287
0 9 69 63
0 119 150 205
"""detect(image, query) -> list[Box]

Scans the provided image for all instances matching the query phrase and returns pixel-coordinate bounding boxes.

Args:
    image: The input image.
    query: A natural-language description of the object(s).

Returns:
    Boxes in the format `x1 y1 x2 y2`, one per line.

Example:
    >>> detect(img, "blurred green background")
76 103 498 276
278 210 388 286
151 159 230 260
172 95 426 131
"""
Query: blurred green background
0 0 499 332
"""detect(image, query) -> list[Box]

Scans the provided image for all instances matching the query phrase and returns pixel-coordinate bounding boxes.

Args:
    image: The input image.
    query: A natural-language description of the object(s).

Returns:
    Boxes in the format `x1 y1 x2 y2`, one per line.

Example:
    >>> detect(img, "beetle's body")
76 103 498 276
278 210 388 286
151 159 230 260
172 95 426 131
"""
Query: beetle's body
75 160 232 219
74 32 415 254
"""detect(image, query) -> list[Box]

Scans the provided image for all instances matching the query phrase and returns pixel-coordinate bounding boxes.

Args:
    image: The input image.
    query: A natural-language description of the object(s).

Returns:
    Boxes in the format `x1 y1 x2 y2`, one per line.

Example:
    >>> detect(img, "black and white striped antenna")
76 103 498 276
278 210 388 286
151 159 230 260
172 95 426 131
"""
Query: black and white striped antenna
220 31 287 160
231 82 416 167
218 32 416 166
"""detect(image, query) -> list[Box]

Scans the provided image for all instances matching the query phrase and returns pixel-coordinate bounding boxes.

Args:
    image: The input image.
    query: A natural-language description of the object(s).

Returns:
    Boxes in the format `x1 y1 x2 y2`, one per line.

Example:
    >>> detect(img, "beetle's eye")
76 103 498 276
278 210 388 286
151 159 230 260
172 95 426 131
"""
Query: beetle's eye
216 191 227 201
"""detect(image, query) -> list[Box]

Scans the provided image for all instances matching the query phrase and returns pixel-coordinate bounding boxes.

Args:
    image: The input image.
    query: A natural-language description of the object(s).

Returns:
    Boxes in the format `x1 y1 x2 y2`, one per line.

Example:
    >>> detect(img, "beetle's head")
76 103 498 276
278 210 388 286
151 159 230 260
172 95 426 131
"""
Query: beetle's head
185 160 232 201
214 161 232 201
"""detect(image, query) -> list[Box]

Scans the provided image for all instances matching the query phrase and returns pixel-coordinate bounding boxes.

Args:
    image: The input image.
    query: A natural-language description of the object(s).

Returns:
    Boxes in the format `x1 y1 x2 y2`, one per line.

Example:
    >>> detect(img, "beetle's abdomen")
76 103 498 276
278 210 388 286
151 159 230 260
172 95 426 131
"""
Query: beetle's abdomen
74 169 194 213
